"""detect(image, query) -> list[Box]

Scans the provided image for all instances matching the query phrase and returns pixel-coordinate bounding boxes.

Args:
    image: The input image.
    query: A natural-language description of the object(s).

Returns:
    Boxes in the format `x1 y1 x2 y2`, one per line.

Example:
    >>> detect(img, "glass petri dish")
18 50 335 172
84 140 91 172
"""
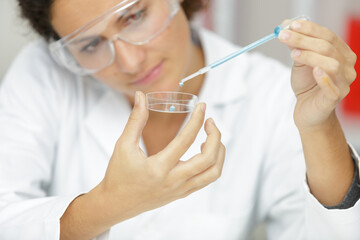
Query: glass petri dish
146 92 198 113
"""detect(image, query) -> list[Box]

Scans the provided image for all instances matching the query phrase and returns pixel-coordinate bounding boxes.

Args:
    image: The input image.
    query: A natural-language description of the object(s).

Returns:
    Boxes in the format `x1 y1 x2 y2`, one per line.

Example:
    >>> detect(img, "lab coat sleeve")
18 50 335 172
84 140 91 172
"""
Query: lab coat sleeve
302 145 360 240
257 78 360 239
0 42 109 240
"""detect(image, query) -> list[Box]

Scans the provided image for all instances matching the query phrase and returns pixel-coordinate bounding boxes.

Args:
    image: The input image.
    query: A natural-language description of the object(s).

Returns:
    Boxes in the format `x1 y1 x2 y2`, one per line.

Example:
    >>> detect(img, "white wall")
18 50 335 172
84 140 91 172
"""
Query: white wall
0 0 37 80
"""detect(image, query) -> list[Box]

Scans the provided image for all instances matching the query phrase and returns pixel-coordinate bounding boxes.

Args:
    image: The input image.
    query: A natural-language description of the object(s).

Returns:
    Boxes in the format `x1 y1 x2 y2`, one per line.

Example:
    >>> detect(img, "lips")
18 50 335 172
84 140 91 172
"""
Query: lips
131 62 164 86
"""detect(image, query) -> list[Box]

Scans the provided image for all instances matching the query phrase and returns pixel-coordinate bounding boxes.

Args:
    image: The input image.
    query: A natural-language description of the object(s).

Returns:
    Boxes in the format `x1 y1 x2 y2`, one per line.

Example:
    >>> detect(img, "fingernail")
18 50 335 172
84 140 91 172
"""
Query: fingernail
208 118 215 125
201 103 206 113
135 91 140 105
279 31 290 41
315 67 324 77
291 21 301 30
292 49 302 58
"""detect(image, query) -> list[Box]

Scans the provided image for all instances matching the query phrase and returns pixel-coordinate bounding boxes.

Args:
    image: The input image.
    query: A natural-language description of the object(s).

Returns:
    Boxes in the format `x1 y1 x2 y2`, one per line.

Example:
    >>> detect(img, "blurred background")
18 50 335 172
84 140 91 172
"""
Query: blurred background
0 0 359 239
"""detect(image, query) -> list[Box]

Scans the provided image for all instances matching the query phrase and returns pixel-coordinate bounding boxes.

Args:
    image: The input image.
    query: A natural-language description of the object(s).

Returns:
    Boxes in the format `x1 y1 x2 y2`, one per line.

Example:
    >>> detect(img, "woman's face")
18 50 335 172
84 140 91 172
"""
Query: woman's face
51 0 203 101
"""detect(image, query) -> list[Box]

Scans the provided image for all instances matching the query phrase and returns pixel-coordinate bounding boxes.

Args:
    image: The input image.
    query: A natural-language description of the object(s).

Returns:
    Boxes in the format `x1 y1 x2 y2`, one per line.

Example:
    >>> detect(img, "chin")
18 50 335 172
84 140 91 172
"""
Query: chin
157 84 181 93
146 78 180 93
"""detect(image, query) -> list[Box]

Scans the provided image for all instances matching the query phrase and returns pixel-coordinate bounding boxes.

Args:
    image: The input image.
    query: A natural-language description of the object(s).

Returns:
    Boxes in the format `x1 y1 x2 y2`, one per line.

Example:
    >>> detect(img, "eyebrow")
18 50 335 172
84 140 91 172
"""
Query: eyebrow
115 9 128 23
69 0 145 44
72 35 100 45
115 0 142 23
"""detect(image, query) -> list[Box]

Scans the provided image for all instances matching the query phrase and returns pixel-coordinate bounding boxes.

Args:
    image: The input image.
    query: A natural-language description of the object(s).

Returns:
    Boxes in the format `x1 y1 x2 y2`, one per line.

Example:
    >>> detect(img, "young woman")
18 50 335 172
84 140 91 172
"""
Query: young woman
0 0 359 239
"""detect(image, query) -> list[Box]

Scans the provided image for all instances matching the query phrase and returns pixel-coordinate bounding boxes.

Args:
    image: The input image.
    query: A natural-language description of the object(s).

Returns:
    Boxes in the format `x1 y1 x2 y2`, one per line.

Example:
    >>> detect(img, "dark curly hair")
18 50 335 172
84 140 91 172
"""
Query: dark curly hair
17 0 207 41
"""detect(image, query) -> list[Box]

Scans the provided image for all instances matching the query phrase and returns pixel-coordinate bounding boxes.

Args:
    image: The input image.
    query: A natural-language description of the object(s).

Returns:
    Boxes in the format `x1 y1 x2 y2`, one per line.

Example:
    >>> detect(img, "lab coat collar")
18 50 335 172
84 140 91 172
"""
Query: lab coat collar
84 28 245 158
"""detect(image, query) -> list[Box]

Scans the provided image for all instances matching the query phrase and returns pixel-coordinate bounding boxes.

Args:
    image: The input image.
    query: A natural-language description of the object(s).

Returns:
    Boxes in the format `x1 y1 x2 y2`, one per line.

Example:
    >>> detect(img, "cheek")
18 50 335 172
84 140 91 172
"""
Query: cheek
92 66 132 93
158 12 192 73
93 70 117 85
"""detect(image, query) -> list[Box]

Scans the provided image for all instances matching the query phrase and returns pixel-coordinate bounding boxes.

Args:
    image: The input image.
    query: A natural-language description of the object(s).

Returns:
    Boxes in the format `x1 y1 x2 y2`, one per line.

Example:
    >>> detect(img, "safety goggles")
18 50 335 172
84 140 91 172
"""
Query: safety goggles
49 0 180 75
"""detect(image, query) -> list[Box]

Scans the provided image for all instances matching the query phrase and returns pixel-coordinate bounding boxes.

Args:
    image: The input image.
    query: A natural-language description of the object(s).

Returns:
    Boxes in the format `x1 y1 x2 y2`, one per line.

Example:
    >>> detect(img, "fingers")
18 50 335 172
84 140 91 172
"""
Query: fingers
159 103 206 168
289 20 355 62
290 49 341 76
178 139 226 198
291 48 357 86
279 30 341 61
202 118 222 155
279 20 357 66
313 67 349 109
171 118 224 180
120 91 149 146
279 20 357 123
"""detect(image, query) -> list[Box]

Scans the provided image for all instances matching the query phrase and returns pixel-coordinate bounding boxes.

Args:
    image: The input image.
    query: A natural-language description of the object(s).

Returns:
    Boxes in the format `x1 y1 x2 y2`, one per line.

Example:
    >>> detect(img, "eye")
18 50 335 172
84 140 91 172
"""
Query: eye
80 37 103 54
124 9 146 26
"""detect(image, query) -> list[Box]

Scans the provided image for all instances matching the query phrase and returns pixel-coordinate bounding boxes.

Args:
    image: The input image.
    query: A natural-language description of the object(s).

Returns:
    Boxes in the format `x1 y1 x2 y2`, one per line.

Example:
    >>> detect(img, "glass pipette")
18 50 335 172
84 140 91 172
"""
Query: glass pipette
179 15 309 87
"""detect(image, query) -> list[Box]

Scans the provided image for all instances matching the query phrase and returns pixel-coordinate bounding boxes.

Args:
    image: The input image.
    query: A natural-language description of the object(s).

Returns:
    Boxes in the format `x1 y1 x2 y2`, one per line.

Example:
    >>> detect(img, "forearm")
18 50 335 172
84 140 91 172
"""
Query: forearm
60 184 135 240
60 185 112 240
299 112 354 206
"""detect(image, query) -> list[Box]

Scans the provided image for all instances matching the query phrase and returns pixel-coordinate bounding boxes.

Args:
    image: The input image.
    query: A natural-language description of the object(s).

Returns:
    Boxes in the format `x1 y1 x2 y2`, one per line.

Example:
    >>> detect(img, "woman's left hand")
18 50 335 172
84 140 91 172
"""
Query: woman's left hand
279 20 357 130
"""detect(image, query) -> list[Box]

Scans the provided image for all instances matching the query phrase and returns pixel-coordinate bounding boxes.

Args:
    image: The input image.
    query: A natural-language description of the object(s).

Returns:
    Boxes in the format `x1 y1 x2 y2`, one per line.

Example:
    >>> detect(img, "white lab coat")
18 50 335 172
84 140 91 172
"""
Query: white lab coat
0 28 359 240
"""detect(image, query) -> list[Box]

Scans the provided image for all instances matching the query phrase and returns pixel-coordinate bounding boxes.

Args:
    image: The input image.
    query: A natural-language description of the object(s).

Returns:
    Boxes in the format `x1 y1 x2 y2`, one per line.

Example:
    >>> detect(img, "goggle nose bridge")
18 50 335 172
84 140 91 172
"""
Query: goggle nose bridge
110 32 151 46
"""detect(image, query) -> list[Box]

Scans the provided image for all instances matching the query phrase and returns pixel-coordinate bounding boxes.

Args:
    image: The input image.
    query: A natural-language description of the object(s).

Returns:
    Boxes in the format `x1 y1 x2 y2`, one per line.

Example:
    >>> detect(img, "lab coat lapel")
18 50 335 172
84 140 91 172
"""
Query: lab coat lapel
196 27 249 148
85 90 132 158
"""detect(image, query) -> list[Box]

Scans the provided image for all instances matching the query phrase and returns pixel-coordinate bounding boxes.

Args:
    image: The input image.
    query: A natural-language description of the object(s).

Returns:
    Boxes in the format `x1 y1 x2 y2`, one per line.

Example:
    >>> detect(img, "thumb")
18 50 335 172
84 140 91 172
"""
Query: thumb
121 91 149 145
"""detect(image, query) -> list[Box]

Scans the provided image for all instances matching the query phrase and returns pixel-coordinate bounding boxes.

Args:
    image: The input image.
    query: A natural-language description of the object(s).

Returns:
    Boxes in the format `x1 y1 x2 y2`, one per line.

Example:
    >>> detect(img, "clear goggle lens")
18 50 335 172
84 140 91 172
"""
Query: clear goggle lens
50 0 179 75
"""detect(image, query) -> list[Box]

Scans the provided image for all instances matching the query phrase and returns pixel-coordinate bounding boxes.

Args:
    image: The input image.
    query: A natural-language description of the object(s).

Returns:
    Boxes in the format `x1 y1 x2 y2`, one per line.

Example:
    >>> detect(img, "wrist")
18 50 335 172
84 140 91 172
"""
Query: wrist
60 185 113 240
296 111 338 134
89 181 122 224
94 180 143 224
297 111 354 206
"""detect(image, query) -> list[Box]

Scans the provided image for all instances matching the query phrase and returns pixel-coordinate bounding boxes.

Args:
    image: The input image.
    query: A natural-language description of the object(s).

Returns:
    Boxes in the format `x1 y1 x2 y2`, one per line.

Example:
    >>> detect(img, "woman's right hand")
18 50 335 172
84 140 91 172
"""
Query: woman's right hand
60 91 225 240
98 91 225 222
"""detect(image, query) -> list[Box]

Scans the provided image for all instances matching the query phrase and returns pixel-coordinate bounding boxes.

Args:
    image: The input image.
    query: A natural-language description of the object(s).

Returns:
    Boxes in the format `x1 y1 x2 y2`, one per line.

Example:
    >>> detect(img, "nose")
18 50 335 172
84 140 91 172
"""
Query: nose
112 37 146 74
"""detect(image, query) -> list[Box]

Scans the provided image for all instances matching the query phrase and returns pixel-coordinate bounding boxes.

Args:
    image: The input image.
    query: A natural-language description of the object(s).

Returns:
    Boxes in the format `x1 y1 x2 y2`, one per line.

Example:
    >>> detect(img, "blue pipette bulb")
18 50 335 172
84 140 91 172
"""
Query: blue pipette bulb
274 26 282 37
274 15 310 37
